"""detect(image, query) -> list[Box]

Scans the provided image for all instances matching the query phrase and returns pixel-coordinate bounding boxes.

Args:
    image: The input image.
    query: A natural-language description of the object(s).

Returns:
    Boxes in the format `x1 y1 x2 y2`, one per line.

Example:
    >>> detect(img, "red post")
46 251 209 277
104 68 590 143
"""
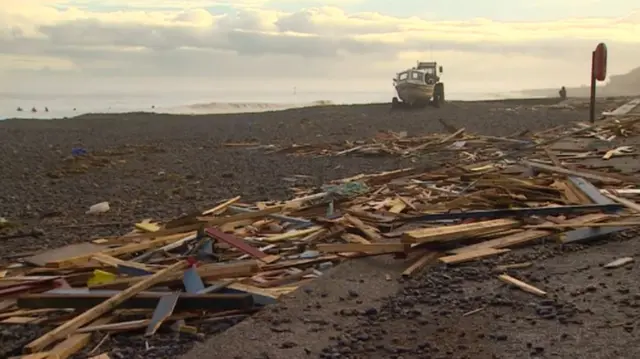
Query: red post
590 43 608 123
589 50 596 123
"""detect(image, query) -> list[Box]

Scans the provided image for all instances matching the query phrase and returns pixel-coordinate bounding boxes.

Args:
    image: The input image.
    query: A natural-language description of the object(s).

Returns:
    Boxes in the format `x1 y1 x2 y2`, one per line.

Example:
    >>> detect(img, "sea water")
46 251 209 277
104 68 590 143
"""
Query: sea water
0 88 535 120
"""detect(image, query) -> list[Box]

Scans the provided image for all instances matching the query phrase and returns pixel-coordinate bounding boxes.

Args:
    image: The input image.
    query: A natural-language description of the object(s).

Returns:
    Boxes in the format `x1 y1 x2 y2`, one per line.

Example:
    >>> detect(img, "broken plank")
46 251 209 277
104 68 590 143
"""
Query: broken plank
316 243 407 254
498 274 546 297
439 248 510 265
91 253 156 273
205 227 266 259
406 204 623 222
403 219 521 244
197 206 284 224
344 214 381 241
18 291 253 311
523 160 622 184
24 261 190 353
402 251 439 278
452 213 611 253
46 316 113 359
261 226 324 243
202 196 241 216
88 261 259 290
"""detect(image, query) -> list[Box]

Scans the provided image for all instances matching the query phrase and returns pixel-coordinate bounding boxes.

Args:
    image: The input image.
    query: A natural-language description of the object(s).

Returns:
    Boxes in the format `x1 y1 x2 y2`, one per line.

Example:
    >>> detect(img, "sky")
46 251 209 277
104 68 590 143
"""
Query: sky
0 0 639 94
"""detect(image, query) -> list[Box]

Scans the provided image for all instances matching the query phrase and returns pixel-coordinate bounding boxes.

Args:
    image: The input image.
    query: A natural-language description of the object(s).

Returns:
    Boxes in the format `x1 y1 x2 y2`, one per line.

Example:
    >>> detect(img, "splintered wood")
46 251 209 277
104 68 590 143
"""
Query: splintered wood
2 114 640 356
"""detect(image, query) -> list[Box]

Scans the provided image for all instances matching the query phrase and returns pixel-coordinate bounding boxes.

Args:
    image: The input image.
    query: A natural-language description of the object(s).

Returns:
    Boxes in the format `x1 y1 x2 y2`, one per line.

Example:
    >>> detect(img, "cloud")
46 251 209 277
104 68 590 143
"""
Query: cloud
0 1 639 92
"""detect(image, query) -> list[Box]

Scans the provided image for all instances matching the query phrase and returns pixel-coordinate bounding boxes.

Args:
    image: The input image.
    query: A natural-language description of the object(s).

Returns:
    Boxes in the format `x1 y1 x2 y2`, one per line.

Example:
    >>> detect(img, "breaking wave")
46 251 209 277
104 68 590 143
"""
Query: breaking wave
165 100 336 115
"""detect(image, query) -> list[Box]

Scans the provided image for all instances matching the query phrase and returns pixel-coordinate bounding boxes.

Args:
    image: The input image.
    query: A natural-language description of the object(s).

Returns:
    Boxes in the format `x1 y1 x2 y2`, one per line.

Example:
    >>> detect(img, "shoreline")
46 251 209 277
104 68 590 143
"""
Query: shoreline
0 96 586 122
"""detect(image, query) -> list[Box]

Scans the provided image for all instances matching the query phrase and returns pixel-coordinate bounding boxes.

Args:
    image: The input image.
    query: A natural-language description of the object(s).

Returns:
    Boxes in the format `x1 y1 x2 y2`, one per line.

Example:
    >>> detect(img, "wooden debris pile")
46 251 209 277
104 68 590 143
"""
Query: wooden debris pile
3 116 640 358
260 116 640 160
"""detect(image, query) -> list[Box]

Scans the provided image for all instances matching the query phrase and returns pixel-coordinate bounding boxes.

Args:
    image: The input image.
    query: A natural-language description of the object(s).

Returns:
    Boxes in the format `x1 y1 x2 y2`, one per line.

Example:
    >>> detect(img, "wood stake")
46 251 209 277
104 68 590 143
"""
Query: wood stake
498 274 546 297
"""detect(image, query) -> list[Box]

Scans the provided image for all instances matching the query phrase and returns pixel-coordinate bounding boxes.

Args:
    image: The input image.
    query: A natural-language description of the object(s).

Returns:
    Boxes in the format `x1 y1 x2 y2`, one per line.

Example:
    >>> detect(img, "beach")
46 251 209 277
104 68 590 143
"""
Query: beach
1 96 638 358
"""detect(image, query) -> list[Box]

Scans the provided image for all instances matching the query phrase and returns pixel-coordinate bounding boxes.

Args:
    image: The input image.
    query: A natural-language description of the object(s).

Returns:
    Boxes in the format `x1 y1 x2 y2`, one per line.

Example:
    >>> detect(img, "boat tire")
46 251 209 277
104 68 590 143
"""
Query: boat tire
391 97 400 108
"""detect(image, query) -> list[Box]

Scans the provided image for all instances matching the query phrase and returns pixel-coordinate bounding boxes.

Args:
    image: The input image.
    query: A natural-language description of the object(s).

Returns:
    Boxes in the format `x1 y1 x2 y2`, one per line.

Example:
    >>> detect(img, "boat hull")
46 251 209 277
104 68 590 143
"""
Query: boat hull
395 83 434 104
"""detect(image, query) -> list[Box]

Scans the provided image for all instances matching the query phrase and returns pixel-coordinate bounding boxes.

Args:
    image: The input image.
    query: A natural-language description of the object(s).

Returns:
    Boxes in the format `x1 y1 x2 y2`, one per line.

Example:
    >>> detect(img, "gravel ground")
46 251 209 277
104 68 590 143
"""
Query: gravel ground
0 98 623 358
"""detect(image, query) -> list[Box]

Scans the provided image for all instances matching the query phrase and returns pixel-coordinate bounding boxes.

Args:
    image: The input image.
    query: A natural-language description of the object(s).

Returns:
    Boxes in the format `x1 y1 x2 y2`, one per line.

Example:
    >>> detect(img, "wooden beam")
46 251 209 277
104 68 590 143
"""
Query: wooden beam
402 219 521 244
87 261 259 290
344 214 381 241
440 248 510 265
19 292 252 311
402 251 439 278
45 316 113 359
316 243 407 254
523 160 622 184
25 261 189 353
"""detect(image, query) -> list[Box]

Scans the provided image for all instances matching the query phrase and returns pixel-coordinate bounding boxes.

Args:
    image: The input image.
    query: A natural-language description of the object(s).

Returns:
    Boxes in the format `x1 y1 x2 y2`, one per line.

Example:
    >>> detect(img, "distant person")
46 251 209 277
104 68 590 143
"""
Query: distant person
45 107 49 112
73 108 76 111
31 107 37 113
559 86 567 100
16 107 23 112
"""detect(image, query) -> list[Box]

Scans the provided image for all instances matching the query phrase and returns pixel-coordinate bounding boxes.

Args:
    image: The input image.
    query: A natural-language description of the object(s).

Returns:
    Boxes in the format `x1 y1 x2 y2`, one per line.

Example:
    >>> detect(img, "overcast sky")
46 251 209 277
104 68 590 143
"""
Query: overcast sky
1 0 638 93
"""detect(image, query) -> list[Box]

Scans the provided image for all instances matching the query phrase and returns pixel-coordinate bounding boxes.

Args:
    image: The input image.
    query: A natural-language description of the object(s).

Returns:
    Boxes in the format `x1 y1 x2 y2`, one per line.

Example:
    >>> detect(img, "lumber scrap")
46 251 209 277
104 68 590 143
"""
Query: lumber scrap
498 274 547 297
402 219 521 244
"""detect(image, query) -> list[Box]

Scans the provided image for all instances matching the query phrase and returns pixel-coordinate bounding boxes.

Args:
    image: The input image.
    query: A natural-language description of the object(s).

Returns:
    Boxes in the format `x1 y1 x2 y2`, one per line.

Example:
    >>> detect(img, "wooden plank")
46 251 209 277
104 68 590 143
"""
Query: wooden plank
452 213 610 253
205 228 266 259
523 160 622 184
402 251 439 278
91 253 156 273
24 261 189 353
46 316 113 359
316 243 407 254
261 227 324 243
605 193 640 213
2 316 39 324
440 248 510 265
18 292 252 311
498 274 546 297
134 222 160 233
202 196 241 216
78 319 149 333
145 292 180 336
341 233 371 244
451 229 551 254
88 261 259 290
8 353 49 359
25 243 105 267
0 309 61 320
48 233 195 268
197 206 284 224
344 214 381 241
402 219 521 244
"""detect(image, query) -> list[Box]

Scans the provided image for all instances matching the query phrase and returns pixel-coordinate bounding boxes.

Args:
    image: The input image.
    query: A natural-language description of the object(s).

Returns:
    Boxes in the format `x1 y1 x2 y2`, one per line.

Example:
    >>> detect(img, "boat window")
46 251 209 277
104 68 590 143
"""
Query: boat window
410 71 423 80
423 68 435 75
398 72 408 80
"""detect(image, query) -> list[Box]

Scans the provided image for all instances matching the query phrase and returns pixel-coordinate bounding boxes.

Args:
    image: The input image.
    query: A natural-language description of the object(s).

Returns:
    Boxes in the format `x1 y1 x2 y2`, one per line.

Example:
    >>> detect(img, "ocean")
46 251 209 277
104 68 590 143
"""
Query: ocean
0 88 536 120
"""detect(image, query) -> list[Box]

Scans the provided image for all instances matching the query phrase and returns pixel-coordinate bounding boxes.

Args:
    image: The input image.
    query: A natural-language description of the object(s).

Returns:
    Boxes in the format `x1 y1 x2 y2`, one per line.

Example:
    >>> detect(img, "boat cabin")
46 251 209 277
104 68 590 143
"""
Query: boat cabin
395 68 438 85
